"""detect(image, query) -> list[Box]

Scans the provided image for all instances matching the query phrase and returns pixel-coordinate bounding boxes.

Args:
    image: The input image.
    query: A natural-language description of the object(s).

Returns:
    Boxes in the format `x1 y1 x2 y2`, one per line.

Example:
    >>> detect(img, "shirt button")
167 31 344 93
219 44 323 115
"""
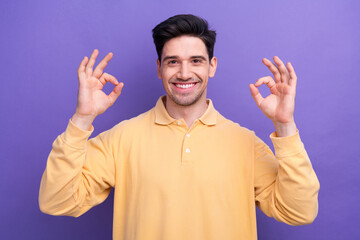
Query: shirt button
185 148 190 153
177 121 182 125
186 133 190 138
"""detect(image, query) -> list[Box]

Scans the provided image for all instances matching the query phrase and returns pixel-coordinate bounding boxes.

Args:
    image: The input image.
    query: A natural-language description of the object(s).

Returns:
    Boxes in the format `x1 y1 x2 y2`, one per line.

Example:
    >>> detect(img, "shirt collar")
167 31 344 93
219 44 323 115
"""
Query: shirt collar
154 96 217 126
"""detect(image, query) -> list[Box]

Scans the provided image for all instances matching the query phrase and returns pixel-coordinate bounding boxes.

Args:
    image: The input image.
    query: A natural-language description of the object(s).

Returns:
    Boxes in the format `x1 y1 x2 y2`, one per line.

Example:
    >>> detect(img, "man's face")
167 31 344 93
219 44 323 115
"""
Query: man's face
157 35 217 107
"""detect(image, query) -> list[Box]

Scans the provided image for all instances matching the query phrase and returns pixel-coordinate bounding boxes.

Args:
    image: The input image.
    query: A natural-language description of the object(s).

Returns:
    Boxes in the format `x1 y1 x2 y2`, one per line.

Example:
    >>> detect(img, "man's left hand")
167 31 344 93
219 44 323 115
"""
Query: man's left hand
249 56 297 137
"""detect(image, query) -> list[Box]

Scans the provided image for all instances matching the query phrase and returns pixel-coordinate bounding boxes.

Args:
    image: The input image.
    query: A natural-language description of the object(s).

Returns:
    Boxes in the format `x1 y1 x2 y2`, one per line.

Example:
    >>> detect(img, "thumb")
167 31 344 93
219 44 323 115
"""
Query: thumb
107 82 124 105
249 84 264 107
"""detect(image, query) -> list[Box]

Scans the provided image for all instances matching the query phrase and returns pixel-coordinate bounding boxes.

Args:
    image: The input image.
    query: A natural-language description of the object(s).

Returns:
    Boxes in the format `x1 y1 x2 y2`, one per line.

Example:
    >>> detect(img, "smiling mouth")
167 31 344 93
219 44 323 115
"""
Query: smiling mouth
172 82 198 89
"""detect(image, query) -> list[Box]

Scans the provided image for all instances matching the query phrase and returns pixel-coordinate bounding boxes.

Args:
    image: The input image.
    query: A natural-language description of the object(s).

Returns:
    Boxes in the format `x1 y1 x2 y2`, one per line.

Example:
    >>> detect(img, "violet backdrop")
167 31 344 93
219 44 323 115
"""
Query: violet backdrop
1 0 359 239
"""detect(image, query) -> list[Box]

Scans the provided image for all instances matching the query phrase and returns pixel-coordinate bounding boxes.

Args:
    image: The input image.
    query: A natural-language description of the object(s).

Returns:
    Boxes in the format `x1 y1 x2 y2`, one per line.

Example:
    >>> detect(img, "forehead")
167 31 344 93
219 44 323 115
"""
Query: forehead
162 36 208 60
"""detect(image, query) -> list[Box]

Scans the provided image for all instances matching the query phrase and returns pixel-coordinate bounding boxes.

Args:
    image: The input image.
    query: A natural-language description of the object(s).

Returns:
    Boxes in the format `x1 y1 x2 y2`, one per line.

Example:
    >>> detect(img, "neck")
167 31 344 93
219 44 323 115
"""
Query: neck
164 95 208 128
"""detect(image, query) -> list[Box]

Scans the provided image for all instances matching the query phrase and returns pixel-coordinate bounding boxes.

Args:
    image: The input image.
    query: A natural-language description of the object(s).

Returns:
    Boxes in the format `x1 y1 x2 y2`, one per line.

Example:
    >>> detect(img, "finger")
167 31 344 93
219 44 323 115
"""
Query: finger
254 76 276 89
249 84 264 107
262 58 281 83
77 56 88 80
107 82 124 105
255 76 279 95
99 72 119 86
86 49 99 76
287 62 297 87
273 56 290 84
93 52 113 78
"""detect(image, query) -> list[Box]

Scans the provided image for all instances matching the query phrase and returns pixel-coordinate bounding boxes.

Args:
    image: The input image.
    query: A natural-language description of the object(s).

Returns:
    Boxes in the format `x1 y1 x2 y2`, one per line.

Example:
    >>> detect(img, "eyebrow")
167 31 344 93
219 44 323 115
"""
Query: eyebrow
162 55 208 62
162 56 178 62
190 56 207 61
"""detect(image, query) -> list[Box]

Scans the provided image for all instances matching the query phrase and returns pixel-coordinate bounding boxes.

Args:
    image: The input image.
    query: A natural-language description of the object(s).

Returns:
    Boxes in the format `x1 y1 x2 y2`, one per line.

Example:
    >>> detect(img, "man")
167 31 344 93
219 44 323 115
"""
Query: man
39 14 319 239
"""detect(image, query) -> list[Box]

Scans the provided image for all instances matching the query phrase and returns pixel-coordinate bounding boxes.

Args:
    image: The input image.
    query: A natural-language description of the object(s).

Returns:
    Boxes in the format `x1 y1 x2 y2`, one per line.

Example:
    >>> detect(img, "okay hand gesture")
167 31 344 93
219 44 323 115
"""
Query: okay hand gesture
72 49 124 130
249 56 297 137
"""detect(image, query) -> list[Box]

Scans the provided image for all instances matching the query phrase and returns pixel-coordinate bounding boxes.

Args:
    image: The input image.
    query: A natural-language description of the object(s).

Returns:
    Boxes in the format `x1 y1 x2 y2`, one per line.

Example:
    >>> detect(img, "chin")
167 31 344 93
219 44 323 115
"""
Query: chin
170 93 203 107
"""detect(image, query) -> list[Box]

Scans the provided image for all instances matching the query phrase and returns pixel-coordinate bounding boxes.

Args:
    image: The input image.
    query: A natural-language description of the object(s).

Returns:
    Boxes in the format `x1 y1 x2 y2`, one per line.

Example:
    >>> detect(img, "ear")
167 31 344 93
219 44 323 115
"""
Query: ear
209 57 217 78
157 59 162 79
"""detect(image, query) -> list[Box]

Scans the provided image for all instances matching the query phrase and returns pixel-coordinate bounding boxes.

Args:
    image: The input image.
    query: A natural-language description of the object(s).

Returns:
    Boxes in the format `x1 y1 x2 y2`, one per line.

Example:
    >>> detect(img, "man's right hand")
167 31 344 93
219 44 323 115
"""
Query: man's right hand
71 49 124 130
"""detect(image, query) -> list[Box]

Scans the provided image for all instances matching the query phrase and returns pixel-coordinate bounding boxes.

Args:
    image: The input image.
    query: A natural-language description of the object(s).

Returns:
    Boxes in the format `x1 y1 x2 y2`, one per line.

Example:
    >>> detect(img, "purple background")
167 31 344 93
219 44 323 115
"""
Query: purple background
1 0 359 239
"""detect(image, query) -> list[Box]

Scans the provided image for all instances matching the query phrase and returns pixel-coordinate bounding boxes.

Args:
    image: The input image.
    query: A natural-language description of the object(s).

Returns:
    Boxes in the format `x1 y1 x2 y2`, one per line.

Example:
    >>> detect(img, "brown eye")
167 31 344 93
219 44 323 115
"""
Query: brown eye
168 60 177 65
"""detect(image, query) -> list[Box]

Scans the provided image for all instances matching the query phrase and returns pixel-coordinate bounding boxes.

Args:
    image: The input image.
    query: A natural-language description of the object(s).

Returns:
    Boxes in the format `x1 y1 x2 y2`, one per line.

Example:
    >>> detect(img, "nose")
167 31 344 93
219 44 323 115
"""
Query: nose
177 62 192 80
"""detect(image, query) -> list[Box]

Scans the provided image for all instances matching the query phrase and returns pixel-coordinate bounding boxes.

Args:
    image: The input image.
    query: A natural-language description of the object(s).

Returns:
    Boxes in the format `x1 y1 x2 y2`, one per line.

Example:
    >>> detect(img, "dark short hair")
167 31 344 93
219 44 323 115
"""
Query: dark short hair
152 14 216 63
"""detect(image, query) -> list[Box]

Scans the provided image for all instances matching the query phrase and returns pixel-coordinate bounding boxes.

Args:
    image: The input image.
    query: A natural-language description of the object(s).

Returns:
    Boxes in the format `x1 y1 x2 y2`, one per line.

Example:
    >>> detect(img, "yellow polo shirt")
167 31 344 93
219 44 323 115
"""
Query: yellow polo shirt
39 96 319 240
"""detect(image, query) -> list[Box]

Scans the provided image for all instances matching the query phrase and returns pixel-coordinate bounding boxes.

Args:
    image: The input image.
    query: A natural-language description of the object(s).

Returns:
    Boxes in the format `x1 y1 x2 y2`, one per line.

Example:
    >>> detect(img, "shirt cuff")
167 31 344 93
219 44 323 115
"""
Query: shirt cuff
61 119 94 149
270 130 304 157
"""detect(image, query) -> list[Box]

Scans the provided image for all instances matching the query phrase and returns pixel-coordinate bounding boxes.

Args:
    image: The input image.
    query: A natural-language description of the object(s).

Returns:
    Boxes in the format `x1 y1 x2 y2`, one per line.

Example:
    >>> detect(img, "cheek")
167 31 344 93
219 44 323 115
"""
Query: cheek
162 69 177 81
196 69 210 80
162 78 171 90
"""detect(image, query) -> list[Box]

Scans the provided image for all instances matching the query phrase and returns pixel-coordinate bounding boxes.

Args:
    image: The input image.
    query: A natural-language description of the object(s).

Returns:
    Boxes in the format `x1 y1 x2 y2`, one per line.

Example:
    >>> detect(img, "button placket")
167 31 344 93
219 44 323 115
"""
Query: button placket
182 129 193 164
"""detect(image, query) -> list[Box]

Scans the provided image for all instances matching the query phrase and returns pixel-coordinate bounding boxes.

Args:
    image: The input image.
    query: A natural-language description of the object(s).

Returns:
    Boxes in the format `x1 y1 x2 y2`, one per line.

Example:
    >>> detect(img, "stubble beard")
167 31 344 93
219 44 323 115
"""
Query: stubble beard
168 78 205 107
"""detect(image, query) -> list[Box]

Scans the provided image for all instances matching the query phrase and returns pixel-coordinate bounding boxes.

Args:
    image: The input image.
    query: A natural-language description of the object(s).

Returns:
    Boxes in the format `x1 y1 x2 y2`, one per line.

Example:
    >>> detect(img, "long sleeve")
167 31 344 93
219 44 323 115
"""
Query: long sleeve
254 131 320 225
39 119 115 217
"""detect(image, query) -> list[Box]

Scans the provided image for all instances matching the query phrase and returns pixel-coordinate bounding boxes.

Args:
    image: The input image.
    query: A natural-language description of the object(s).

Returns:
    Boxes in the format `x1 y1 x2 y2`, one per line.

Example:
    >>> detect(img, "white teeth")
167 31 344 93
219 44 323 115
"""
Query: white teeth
175 83 195 89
